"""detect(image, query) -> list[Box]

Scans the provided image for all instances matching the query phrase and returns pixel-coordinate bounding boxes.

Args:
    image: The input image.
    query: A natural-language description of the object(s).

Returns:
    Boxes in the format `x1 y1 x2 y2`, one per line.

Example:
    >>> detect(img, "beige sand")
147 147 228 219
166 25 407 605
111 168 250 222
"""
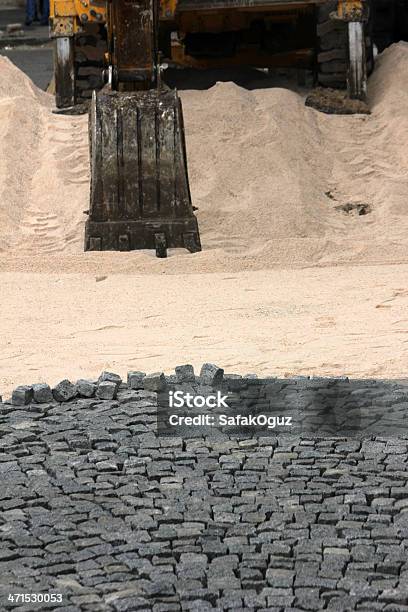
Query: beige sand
1 46 408 394
1 265 408 396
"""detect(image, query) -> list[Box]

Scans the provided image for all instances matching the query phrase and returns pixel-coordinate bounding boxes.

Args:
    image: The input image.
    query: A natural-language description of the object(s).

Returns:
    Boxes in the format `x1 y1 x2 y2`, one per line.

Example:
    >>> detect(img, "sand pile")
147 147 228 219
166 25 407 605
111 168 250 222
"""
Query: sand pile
0 57 88 255
1 44 408 272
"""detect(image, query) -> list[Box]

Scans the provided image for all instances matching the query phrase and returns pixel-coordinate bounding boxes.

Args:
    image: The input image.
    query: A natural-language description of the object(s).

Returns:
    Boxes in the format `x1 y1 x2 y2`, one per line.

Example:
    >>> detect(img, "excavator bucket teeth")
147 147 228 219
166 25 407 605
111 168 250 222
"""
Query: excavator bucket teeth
85 88 201 257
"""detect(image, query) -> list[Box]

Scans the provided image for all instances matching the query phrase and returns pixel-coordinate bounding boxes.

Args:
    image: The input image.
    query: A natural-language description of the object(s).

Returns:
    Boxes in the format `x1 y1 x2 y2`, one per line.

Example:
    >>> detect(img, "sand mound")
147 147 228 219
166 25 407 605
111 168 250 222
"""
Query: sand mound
0 56 51 105
0 57 88 255
183 82 335 253
369 41 408 111
1 45 408 272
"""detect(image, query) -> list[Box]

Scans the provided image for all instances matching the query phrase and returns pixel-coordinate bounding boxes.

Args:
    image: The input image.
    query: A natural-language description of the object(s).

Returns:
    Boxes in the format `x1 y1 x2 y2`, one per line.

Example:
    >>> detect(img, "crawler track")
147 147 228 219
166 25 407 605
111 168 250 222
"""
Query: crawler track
74 23 106 104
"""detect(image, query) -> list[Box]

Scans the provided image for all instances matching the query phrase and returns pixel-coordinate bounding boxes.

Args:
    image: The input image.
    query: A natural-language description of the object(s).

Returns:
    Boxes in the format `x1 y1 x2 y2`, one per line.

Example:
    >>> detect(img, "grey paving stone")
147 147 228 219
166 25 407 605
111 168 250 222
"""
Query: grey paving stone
52 379 78 402
199 363 224 386
266 568 294 587
97 381 118 400
144 372 166 392
32 383 54 404
98 371 123 388
76 379 97 398
175 365 196 383
127 371 146 389
11 385 33 406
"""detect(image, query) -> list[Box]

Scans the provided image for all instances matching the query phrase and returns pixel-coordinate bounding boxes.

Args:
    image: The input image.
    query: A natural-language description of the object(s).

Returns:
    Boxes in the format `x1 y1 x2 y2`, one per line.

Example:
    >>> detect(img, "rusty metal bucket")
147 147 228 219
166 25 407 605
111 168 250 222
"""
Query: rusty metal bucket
85 87 201 257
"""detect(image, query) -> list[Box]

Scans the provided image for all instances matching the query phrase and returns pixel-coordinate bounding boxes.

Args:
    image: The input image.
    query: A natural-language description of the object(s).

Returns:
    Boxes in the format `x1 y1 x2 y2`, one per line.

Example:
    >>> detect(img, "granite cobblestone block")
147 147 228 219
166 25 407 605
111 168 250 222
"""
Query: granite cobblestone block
52 379 77 403
11 385 33 406
144 372 167 392
76 379 97 398
96 380 117 400
200 363 224 386
32 383 53 404
98 371 122 389
127 371 146 389
175 364 196 383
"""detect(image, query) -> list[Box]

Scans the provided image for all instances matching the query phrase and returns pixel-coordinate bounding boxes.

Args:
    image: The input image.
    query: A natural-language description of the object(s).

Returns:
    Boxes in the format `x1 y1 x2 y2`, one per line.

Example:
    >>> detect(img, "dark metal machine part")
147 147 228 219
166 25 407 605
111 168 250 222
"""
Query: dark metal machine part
85 0 201 257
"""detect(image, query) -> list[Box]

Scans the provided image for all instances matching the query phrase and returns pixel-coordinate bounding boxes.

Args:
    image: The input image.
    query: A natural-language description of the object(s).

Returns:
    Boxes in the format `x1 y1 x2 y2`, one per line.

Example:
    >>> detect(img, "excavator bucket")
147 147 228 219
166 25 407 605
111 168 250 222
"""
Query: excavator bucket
85 88 201 257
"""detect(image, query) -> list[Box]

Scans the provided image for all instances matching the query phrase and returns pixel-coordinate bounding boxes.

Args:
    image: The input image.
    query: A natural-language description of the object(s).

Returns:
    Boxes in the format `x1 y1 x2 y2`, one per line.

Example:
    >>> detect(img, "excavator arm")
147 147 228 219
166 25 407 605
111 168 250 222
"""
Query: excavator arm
85 0 201 257
106 0 158 89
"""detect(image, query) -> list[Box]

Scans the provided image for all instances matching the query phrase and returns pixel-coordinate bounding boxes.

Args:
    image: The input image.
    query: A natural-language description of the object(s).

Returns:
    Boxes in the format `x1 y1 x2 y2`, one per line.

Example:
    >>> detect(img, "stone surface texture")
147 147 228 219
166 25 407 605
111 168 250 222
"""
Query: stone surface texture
1 368 408 611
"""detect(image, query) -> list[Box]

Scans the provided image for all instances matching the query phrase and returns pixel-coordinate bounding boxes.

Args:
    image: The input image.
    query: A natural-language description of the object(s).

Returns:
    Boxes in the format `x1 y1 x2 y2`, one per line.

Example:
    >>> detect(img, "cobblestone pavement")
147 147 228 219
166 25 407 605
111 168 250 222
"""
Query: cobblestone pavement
1 372 408 611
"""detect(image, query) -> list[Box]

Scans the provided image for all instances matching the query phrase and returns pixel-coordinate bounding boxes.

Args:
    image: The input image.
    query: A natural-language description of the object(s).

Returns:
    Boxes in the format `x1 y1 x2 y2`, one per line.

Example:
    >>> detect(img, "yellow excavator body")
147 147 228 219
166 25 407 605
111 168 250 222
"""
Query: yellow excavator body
50 0 368 107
